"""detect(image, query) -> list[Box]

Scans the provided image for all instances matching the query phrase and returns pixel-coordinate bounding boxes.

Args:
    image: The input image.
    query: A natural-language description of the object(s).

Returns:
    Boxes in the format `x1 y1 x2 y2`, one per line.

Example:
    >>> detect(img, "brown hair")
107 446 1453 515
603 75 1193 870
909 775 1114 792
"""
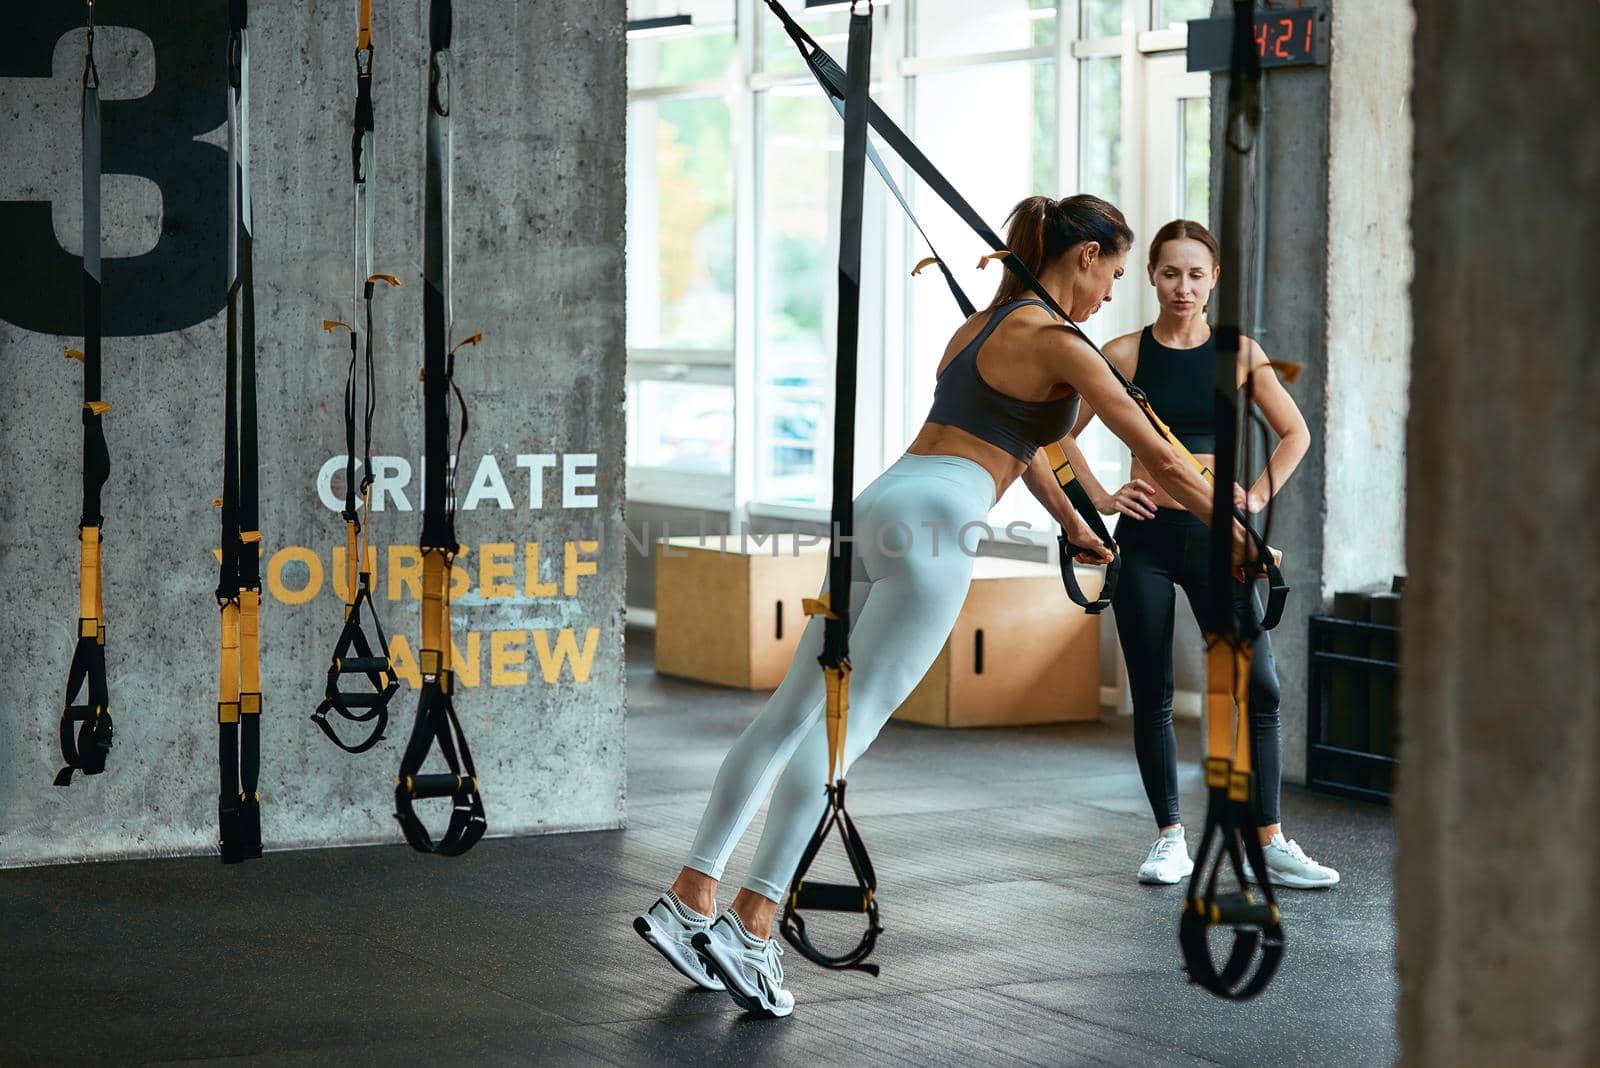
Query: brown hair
1147 219 1220 270
988 194 1134 309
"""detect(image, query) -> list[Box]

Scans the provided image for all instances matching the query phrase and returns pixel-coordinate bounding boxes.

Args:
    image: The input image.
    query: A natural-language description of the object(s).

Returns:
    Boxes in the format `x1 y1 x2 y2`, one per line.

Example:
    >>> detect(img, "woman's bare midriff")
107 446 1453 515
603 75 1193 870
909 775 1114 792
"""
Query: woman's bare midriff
1133 453 1216 512
906 422 1023 502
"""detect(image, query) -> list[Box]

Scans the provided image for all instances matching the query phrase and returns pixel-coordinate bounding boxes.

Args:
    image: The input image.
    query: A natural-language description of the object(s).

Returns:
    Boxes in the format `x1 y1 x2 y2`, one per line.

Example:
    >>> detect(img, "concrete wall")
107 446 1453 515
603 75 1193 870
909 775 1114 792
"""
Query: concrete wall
1208 0 1410 781
0 1 627 865
1400 2 1600 1062
1323 0 1411 593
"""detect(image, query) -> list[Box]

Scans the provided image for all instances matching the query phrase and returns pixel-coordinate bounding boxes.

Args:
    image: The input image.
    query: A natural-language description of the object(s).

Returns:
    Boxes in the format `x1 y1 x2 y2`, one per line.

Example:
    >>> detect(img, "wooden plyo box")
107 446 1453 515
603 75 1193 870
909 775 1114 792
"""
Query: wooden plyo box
653 533 830 689
894 556 1103 728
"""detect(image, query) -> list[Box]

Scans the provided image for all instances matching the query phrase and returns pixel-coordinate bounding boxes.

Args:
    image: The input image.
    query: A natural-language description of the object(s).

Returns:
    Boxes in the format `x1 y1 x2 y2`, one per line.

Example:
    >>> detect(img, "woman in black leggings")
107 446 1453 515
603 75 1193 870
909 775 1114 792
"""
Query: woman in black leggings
1059 220 1338 889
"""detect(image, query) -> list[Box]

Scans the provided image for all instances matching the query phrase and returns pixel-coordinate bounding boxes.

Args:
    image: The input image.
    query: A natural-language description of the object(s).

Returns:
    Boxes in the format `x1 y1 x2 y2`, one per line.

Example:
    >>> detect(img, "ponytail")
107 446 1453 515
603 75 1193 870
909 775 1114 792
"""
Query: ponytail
988 194 1134 309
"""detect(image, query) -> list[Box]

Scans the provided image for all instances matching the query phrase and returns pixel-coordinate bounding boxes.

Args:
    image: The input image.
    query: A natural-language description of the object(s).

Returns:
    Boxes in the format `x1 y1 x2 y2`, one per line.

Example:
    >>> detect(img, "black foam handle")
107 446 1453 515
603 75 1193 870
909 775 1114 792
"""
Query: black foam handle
792 881 872 912
406 772 469 799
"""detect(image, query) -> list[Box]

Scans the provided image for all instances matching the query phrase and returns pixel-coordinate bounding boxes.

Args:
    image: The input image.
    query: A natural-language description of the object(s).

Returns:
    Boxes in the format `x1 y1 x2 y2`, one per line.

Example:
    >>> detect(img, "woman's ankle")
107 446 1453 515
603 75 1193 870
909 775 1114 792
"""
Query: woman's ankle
670 867 719 918
731 888 779 941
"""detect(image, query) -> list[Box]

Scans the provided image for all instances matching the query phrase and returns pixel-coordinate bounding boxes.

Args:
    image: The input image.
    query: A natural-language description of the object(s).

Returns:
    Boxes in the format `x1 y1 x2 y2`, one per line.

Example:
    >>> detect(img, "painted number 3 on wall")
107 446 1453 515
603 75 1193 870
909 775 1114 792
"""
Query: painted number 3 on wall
0 4 226 337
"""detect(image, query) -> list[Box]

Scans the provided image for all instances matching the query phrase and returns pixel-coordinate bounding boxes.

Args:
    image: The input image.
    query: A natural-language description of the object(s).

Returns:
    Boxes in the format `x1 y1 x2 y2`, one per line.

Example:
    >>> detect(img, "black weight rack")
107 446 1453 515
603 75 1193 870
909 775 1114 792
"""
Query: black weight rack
1307 614 1399 802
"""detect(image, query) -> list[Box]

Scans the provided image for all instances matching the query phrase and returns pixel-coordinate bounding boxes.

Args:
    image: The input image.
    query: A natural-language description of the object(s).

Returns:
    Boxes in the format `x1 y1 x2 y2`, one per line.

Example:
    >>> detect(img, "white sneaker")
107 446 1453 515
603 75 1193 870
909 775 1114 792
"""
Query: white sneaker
1252 833 1340 889
1138 826 1195 885
692 911 795 1018
634 892 725 991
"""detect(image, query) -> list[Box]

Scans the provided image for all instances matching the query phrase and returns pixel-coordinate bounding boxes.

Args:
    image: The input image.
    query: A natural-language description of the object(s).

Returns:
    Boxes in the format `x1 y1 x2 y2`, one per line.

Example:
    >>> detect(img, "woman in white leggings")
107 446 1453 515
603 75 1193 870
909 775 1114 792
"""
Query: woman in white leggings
636 194 1257 1017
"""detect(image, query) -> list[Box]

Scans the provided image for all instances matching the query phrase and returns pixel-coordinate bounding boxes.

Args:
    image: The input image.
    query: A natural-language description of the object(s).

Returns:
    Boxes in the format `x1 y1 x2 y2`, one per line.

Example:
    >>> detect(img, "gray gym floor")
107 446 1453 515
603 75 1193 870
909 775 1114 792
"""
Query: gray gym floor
0 628 1396 1066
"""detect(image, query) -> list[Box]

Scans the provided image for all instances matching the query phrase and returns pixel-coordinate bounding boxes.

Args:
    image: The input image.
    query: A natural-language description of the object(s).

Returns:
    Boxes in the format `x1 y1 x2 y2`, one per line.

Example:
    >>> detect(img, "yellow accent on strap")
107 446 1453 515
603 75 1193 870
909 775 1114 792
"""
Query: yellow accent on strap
421 551 449 669
323 319 353 334
1267 359 1303 384
823 663 851 786
240 693 261 716
977 251 1012 270
802 594 837 621
344 519 360 608
1204 639 1238 762
358 482 373 579
368 273 401 288
79 618 98 639
357 0 373 50
911 256 942 277
219 600 241 718
79 525 102 625
213 498 224 507
239 590 262 697
1041 441 1076 488
241 530 262 545
450 332 485 356
418 368 426 382
1203 637 1255 778
65 347 85 362
85 401 110 415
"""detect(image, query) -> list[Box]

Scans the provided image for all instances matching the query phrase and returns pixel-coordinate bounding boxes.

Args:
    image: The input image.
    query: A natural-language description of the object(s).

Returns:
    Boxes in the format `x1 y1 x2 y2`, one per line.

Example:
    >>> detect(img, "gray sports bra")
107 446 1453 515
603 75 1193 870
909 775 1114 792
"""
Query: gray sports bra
924 300 1080 464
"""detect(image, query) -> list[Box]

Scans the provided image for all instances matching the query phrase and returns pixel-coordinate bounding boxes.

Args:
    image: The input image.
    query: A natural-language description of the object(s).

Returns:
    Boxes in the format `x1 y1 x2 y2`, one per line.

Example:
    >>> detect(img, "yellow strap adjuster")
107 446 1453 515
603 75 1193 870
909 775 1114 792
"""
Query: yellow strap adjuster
84 401 111 416
910 256 942 277
368 273 402 288
802 594 837 621
65 347 85 362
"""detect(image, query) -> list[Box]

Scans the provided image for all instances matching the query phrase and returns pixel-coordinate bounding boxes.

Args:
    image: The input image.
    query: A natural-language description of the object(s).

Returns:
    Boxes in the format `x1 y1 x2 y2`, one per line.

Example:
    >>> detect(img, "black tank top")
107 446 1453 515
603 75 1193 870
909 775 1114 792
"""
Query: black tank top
924 300 1080 464
1132 326 1216 453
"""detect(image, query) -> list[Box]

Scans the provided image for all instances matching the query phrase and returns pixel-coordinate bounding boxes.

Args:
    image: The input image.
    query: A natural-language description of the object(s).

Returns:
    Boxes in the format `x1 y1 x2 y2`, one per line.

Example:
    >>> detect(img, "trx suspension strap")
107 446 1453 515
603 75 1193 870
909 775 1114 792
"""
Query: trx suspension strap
780 3 882 977
1179 0 1285 1000
764 0 1157 616
312 0 402 755
393 0 487 856
217 0 263 864
56 0 114 787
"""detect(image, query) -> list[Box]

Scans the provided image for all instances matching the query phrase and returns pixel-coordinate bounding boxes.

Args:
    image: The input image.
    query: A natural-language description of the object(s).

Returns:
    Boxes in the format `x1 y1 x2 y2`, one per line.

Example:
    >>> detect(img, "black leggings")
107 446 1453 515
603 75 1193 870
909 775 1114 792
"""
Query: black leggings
1111 508 1282 828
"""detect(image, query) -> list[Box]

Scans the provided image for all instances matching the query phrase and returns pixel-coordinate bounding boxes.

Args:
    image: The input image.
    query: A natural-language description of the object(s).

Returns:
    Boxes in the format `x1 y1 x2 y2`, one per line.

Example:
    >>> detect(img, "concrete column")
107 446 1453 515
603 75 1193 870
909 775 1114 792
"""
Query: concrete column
1400 3 1600 1063
1207 0 1411 782
0 1 627 864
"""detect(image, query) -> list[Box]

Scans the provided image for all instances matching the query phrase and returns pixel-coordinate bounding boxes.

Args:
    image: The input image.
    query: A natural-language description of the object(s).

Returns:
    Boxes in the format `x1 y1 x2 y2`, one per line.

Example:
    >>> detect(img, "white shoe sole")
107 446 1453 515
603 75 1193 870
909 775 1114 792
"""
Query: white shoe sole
1245 865 1340 890
634 914 725 991
692 931 794 1019
1138 862 1194 885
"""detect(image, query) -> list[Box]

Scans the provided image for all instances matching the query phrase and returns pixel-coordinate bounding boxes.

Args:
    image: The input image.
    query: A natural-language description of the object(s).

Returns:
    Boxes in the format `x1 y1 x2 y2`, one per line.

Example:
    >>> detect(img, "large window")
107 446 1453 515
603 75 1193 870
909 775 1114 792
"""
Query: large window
626 95 735 351
627 0 738 506
1153 0 1213 32
626 0 1206 529
755 88 837 504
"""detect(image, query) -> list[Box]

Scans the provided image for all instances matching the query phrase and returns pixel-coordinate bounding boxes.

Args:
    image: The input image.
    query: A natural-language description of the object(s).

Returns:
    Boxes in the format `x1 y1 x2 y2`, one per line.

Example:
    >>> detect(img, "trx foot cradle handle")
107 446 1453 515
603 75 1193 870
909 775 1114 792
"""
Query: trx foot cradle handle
1203 891 1279 928
334 655 390 674
791 881 874 912
1056 533 1119 614
402 772 476 799
328 688 391 708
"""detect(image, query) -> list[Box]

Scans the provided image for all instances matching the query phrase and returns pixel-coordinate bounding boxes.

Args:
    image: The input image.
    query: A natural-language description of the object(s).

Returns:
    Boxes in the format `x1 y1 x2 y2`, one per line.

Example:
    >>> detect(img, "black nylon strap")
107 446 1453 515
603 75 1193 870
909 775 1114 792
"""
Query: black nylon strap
1181 0 1285 1001
58 3 113 787
315 0 398 754
819 4 869 671
394 0 487 855
779 9 882 976
1178 782 1285 999
394 678 487 855
311 587 396 754
764 0 1143 616
779 782 883 976
218 0 262 864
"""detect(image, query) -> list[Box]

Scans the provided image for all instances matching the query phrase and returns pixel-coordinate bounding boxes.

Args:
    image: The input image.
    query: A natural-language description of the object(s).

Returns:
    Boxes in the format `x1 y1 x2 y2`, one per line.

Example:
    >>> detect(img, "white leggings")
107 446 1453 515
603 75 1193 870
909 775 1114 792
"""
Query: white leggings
685 453 997 901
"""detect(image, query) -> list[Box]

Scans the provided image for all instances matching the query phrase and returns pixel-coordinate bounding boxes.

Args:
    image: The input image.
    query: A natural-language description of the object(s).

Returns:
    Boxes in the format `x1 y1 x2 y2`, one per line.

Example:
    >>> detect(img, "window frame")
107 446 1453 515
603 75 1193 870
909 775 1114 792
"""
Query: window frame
625 1 1195 537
